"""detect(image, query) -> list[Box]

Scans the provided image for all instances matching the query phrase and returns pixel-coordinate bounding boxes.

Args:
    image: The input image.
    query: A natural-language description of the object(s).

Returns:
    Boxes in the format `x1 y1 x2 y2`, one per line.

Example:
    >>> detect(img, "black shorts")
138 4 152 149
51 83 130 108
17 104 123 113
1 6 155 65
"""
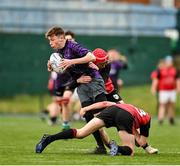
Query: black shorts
140 119 151 137
96 105 134 134
51 86 74 97
106 90 122 102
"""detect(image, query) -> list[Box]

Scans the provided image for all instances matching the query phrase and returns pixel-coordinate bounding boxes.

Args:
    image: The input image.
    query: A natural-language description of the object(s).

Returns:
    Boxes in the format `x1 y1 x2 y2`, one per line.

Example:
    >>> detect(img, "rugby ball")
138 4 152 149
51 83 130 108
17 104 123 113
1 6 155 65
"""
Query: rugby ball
49 53 64 73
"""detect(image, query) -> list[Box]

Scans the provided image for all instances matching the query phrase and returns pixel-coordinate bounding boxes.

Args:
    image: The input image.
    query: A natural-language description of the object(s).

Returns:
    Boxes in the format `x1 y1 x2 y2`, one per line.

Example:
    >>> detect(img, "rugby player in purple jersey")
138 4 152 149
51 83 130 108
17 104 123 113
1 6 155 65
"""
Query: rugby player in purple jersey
45 26 108 154
108 49 128 91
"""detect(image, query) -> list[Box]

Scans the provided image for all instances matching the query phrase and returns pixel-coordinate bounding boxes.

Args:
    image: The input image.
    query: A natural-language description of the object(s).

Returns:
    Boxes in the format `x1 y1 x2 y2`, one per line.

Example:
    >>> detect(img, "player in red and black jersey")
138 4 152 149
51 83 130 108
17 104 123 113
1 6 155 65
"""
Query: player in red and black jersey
78 48 123 103
36 101 158 156
151 56 180 125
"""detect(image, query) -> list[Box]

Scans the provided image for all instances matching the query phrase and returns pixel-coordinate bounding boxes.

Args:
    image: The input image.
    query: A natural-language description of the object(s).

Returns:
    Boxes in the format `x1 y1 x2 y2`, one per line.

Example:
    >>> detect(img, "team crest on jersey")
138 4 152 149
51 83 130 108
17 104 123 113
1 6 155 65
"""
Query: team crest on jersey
113 94 119 100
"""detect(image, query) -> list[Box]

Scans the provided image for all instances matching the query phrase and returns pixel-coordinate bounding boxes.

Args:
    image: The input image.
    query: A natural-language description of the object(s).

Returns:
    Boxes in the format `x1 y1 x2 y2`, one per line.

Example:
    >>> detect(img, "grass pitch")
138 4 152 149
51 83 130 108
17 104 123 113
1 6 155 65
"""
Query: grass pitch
0 115 180 165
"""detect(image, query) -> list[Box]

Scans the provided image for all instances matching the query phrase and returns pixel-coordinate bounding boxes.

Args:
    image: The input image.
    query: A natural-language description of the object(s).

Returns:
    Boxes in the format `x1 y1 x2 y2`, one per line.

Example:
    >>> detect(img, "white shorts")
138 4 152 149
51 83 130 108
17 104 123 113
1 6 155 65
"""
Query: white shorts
159 90 177 104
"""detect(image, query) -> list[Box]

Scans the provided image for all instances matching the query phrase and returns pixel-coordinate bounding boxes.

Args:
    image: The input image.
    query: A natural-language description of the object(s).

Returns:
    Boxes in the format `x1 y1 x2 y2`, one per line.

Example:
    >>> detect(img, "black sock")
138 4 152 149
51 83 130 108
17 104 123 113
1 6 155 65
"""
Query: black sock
42 109 49 114
92 131 105 148
50 117 57 123
84 112 105 149
169 118 175 125
48 129 77 143
159 120 163 125
118 146 132 155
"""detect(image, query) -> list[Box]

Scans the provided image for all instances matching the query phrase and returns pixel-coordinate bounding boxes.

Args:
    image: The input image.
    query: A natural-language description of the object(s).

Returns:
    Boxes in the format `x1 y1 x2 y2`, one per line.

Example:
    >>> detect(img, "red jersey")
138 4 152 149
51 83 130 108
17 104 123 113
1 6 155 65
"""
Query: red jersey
153 67 177 90
105 78 114 94
116 103 151 129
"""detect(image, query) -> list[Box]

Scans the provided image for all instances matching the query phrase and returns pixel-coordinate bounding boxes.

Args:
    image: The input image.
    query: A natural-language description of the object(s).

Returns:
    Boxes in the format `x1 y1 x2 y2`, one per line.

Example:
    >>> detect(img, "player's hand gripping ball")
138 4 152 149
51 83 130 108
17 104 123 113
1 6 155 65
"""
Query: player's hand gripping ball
49 53 64 73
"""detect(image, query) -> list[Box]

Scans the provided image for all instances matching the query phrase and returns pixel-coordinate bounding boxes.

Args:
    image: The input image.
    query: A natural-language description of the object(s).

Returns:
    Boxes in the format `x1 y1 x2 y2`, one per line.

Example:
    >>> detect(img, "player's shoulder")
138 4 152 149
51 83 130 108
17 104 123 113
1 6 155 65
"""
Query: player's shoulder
67 40 79 48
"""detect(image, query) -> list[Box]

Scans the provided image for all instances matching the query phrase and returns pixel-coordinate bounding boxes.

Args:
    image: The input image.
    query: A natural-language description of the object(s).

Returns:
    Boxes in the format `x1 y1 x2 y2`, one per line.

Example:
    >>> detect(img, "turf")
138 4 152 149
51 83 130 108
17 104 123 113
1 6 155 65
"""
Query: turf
0 115 180 165
0 84 179 115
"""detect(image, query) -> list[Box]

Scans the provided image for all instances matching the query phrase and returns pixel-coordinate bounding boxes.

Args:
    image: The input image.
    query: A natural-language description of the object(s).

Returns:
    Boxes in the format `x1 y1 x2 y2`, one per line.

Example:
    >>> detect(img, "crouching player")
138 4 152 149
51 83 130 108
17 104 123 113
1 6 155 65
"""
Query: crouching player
35 101 158 156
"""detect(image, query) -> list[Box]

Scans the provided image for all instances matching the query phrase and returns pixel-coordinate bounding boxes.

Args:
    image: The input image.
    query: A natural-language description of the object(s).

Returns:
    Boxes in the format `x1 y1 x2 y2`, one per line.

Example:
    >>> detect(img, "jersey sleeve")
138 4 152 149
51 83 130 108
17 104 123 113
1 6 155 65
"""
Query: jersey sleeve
150 70 158 80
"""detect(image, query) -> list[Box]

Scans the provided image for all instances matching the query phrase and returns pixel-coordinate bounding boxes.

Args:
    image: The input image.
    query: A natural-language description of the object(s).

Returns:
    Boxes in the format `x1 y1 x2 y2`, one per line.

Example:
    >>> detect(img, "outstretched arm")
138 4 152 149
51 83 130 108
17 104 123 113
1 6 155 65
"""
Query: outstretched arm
80 101 116 117
60 52 96 70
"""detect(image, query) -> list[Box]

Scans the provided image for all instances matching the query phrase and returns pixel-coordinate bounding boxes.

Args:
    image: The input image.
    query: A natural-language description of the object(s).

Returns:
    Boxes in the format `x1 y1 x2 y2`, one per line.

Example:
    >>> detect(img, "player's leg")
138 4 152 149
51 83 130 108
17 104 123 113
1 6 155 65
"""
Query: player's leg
167 90 176 125
35 118 105 153
109 130 134 156
70 88 81 121
76 118 105 138
167 101 175 125
61 89 73 130
47 98 61 125
118 130 135 156
158 91 168 124
99 128 111 148
82 99 107 154
77 78 108 154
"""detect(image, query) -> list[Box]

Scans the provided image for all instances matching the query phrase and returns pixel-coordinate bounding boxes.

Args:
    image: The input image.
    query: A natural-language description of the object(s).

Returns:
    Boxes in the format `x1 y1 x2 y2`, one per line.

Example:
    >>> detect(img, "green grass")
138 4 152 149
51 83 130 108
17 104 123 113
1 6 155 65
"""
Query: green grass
0 84 179 115
0 116 180 165
0 85 180 164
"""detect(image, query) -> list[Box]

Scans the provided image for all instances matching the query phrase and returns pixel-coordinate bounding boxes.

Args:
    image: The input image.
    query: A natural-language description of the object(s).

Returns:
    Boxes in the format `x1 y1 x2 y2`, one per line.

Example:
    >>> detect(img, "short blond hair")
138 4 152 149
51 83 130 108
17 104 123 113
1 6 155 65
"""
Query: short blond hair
45 26 65 38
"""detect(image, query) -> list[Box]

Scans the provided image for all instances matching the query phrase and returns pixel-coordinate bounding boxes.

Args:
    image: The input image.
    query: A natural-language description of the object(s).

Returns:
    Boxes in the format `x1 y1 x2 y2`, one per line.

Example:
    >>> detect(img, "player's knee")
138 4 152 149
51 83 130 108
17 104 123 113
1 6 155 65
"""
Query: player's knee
63 97 70 105
118 146 133 156
75 129 86 139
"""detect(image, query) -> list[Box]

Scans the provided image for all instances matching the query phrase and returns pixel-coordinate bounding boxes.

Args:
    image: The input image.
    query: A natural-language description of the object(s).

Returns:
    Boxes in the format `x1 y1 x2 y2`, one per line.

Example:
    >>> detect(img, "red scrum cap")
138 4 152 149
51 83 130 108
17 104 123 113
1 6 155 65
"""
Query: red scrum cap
92 48 108 65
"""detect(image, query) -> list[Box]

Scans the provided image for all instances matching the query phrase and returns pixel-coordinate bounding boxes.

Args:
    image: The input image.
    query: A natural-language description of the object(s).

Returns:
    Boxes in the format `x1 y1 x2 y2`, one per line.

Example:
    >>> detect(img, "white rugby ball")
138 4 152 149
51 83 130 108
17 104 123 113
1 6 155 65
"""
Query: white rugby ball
49 53 64 73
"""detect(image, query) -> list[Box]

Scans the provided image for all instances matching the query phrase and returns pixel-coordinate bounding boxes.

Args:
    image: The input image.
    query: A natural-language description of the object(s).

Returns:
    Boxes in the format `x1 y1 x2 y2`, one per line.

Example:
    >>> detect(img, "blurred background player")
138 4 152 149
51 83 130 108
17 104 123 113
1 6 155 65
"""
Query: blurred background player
65 30 75 41
40 71 61 125
46 26 108 154
108 49 128 91
151 55 180 125
150 59 166 113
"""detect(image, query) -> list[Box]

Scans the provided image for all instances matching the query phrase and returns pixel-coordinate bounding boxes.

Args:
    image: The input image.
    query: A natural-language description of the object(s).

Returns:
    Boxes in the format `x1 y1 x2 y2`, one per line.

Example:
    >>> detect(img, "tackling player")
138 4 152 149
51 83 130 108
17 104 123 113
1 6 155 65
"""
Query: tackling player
35 101 158 156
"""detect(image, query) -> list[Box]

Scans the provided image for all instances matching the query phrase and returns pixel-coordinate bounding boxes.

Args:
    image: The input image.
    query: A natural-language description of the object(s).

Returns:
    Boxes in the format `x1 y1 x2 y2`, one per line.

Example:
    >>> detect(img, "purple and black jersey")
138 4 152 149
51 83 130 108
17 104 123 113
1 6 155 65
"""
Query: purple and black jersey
109 61 124 81
57 40 101 80
109 60 127 90
110 60 128 81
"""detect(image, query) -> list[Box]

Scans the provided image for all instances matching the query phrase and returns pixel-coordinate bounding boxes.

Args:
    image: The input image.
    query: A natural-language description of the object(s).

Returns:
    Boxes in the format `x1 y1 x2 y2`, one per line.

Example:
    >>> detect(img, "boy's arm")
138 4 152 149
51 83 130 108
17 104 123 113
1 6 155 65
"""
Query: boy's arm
151 78 158 95
73 52 96 64
80 101 116 117
60 52 96 70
